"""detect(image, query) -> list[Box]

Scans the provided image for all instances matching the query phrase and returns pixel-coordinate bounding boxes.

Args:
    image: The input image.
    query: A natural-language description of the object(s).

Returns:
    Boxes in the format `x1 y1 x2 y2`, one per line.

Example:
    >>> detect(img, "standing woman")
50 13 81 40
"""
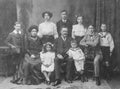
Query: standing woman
38 11 58 44
72 15 86 44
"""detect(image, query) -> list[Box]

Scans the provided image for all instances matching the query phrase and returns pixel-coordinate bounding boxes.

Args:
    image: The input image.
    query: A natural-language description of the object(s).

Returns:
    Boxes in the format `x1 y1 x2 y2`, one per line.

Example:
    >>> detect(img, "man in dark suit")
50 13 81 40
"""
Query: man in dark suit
5 22 24 83
56 10 73 37
53 26 73 86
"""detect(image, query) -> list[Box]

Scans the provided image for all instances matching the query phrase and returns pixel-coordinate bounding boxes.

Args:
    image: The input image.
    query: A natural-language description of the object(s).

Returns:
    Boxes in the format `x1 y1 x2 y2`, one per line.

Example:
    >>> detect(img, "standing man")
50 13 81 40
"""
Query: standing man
5 22 23 83
53 26 73 86
57 10 73 37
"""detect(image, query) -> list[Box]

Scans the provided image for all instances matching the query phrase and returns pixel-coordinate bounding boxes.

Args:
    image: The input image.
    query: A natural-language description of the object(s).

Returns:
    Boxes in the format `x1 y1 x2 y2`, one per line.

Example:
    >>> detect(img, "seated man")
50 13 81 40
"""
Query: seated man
80 25 102 86
53 26 73 86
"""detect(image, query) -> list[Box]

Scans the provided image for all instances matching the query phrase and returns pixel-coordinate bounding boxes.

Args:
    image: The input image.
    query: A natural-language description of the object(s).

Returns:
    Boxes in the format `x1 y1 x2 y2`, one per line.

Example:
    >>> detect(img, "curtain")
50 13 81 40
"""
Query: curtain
0 0 17 46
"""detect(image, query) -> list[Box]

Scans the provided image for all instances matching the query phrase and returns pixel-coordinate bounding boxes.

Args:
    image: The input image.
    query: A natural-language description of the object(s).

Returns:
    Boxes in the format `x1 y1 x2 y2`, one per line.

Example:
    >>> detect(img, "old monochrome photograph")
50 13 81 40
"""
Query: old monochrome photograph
0 0 119 89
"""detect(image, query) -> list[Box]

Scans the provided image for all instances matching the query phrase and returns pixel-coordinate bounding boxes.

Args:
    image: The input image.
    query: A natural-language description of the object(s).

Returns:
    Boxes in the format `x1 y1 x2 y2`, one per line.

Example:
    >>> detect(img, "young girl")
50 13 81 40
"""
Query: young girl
72 15 86 44
40 42 55 85
67 40 85 82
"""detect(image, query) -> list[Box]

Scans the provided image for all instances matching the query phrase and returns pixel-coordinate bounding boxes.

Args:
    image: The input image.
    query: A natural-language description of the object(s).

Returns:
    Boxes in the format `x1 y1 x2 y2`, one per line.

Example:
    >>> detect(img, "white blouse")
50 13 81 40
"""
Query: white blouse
99 32 114 52
38 22 58 38
40 52 55 65
72 24 86 38
67 48 85 61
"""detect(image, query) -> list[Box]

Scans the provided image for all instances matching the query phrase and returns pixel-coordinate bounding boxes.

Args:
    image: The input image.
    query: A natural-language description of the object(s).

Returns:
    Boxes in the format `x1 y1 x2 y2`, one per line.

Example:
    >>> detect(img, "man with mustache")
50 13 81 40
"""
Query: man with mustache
53 26 73 86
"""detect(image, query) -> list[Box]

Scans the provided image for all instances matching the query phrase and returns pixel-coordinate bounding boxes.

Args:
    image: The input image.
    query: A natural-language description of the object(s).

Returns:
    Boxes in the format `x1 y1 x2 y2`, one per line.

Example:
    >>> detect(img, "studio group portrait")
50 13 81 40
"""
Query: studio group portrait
0 0 119 89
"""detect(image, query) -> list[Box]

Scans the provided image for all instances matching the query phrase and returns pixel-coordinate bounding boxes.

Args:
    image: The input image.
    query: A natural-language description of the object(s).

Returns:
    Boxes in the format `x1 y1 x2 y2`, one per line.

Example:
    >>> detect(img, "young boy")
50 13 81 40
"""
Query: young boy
67 40 85 82
5 22 23 83
99 24 114 80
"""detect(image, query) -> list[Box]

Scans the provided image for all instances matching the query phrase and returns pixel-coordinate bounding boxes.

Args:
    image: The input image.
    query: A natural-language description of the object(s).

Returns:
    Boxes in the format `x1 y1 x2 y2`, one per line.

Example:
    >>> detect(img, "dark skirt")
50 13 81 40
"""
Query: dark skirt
12 54 44 85
75 36 84 44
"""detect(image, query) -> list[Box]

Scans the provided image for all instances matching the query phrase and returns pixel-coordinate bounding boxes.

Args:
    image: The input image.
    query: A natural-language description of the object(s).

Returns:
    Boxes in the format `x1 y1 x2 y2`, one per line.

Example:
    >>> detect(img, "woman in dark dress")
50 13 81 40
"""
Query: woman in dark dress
16 25 43 85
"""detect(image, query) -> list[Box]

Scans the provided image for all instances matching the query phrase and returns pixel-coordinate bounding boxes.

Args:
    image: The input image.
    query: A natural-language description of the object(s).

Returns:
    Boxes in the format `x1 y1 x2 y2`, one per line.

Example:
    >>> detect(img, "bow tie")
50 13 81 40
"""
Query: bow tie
62 20 67 23
101 36 106 38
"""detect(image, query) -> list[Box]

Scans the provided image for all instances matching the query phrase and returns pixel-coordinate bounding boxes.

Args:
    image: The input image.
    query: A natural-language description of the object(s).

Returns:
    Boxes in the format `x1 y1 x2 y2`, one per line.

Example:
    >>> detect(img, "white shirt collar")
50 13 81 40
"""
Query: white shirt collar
13 30 22 34
61 36 66 41
62 19 67 23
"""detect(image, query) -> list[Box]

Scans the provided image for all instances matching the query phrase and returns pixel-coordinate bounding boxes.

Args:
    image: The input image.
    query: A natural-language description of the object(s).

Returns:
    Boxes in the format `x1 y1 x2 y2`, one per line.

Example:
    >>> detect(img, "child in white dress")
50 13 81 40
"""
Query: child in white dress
40 42 55 85
67 40 85 82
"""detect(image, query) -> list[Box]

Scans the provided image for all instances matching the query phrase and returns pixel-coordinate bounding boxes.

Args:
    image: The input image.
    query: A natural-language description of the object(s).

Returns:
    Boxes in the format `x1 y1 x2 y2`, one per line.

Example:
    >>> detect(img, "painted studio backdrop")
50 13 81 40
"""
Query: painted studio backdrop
0 0 120 69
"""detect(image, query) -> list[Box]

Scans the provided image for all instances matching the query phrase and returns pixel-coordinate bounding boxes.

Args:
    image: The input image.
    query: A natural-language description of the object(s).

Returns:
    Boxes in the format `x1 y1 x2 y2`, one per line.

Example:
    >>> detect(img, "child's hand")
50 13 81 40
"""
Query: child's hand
31 54 35 59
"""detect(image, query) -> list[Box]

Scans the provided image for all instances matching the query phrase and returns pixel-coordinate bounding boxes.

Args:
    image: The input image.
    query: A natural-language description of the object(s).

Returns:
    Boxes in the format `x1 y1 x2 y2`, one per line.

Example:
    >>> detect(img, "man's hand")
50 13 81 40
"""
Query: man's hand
68 56 72 59
82 43 88 47
57 54 64 59
11 45 16 49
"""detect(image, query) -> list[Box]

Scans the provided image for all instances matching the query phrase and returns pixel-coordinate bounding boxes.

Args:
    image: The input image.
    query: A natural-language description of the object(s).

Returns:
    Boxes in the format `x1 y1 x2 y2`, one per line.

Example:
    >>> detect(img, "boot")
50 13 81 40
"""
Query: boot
96 77 101 86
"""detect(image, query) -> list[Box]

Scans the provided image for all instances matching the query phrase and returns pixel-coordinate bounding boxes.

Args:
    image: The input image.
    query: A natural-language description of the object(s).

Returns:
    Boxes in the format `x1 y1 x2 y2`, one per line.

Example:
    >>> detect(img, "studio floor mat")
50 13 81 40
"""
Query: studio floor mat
0 77 111 89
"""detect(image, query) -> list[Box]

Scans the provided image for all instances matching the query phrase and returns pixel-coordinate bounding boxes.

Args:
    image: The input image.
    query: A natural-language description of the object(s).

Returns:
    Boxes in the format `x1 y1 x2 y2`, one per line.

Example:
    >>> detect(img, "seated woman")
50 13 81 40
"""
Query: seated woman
18 25 43 85
80 25 102 86
40 42 55 85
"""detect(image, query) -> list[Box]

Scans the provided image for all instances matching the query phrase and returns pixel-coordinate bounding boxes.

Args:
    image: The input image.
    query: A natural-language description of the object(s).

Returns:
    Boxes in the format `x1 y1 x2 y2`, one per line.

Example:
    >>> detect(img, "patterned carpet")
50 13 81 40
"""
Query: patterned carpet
0 77 111 89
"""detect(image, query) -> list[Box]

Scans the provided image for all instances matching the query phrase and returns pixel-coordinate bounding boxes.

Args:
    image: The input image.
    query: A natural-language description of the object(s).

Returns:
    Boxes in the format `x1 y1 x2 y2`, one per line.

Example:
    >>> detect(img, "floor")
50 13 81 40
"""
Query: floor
0 76 119 89
108 75 120 89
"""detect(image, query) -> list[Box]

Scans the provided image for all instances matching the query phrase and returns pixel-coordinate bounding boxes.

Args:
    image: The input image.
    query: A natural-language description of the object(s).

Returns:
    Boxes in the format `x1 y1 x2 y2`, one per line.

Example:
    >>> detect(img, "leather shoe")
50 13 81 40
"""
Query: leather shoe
66 80 72 83
52 80 61 86
96 77 101 86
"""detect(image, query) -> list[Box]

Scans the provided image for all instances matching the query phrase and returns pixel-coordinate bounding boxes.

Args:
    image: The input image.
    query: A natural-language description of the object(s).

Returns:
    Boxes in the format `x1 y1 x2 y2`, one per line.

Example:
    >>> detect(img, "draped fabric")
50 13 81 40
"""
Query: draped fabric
0 0 17 46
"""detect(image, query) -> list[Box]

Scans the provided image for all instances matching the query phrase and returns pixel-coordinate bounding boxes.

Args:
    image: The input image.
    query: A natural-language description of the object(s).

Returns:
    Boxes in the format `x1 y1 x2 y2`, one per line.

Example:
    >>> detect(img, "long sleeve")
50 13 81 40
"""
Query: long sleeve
51 53 55 63
5 34 13 47
53 24 58 39
67 49 73 57
79 49 85 58
108 34 114 52
38 24 43 38
80 35 87 46
89 35 99 47
72 26 75 39
40 52 44 62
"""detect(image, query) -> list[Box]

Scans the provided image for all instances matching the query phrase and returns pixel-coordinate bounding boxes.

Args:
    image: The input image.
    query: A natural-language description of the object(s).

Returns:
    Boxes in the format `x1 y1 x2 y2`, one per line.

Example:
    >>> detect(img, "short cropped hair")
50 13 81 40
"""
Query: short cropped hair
61 10 68 14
